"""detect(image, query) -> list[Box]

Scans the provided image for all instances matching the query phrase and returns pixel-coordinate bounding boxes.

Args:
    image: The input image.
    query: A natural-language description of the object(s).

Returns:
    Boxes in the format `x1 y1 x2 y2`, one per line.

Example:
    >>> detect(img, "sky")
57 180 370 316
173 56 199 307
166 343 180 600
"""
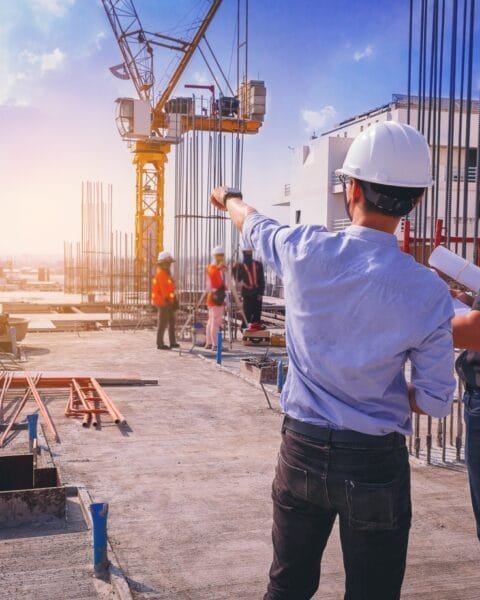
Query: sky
0 0 417 256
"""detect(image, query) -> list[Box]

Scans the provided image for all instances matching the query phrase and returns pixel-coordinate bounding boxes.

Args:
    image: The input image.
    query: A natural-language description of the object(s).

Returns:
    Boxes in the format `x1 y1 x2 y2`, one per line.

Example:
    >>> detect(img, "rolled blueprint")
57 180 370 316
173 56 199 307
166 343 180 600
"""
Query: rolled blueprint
429 246 480 292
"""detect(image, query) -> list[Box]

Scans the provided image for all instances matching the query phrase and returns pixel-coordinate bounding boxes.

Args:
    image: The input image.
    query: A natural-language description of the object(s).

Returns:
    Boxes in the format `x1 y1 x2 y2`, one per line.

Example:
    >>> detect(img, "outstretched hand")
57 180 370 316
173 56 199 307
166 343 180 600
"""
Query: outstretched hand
210 186 229 211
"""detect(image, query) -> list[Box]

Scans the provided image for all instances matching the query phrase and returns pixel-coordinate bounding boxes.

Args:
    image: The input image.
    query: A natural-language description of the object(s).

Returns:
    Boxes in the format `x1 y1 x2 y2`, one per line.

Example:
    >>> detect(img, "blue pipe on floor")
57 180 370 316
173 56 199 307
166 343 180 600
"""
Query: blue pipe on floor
277 360 284 393
90 502 109 576
216 330 223 365
26 413 38 450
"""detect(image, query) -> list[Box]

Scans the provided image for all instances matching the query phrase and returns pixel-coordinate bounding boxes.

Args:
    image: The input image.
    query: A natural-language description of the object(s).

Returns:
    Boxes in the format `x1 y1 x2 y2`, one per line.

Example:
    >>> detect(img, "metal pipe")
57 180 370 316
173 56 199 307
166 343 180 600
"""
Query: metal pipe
89 378 126 424
216 330 223 364
26 413 39 451
90 502 109 576
0 380 34 447
25 374 59 442
277 359 284 393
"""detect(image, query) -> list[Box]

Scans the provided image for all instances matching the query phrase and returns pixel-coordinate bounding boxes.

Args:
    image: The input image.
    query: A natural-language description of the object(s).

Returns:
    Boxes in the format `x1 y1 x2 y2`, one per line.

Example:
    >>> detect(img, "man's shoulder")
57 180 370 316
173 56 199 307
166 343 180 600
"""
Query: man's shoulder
394 254 450 297
406 256 448 289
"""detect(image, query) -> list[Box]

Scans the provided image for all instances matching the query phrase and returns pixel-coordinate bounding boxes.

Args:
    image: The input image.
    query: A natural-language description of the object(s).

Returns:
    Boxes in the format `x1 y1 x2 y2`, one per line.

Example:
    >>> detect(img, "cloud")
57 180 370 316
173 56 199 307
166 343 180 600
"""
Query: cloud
192 71 210 86
95 31 107 51
1 48 66 103
31 0 75 17
353 45 374 61
301 106 336 132
20 48 66 75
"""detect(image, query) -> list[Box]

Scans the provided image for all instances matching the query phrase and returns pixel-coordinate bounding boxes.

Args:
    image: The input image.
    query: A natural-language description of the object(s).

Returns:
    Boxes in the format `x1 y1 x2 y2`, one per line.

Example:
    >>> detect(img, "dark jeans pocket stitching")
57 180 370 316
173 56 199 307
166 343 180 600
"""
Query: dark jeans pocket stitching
276 452 308 501
345 477 401 531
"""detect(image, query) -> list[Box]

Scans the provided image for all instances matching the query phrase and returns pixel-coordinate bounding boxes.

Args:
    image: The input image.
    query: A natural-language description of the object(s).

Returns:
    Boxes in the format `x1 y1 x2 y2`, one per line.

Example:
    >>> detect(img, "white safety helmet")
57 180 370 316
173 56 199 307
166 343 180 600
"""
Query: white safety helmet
157 251 174 263
335 121 433 188
212 245 225 256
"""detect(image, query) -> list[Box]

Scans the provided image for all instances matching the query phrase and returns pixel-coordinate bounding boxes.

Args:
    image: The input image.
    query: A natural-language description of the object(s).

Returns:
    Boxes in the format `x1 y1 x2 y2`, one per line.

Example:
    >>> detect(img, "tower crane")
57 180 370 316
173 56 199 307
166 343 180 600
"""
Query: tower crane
101 0 266 287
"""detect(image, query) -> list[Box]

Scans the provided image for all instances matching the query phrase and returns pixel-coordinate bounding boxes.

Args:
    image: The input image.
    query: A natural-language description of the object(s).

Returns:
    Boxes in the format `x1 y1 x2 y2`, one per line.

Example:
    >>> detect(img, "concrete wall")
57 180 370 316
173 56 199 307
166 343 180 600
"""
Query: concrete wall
288 136 353 228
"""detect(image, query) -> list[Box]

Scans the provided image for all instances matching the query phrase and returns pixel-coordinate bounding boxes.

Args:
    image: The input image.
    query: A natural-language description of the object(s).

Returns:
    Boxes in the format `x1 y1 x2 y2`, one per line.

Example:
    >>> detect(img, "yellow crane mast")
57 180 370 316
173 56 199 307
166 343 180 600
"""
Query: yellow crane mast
101 0 266 282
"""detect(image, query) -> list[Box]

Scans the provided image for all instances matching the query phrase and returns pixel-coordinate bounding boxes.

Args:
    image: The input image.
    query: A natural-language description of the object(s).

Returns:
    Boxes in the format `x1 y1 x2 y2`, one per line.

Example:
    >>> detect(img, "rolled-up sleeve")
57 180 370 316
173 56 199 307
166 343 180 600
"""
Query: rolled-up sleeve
242 213 290 278
408 315 456 418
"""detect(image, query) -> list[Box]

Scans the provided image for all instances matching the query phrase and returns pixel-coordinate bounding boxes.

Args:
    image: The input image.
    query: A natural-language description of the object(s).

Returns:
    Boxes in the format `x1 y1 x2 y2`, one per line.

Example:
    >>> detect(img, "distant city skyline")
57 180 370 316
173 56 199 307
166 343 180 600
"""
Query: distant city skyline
1 1 438 254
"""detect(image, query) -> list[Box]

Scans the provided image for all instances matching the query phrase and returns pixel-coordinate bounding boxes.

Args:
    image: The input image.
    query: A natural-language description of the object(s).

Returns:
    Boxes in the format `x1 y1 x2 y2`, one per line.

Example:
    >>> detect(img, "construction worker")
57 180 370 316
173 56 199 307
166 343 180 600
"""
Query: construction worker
211 121 456 600
151 251 179 350
205 245 227 350
235 238 265 330
451 290 480 542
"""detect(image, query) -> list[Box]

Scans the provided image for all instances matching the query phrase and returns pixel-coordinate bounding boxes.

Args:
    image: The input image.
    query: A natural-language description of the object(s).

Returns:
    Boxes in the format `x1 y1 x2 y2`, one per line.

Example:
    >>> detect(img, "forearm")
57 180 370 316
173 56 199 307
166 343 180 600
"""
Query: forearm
452 313 480 350
225 197 257 231
408 384 426 415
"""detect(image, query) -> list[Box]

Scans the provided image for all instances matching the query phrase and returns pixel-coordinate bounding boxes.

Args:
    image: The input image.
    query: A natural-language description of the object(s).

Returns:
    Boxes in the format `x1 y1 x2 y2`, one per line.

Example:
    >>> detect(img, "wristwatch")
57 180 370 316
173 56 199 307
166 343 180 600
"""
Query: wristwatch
222 187 243 206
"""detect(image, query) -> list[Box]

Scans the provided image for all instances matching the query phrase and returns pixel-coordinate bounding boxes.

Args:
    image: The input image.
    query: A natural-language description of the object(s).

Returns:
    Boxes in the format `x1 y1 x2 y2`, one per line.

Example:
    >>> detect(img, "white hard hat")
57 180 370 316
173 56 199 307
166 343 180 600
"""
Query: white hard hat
212 245 225 256
157 251 174 263
335 121 433 188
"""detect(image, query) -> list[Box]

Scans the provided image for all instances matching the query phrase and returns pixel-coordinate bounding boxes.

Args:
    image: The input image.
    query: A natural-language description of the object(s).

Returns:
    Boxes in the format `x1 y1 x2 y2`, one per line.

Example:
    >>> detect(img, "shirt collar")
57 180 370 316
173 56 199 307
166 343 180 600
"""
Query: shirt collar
344 224 399 248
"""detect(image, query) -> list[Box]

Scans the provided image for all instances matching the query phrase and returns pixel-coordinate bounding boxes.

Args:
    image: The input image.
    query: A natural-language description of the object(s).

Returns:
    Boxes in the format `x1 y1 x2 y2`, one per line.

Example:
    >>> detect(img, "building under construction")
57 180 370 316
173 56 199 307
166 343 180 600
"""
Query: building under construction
1 0 480 598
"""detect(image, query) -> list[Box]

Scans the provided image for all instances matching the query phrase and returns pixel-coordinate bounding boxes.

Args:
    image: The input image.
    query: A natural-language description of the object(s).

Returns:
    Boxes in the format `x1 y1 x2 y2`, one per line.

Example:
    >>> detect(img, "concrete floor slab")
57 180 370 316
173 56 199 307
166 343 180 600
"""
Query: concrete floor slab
2 329 478 599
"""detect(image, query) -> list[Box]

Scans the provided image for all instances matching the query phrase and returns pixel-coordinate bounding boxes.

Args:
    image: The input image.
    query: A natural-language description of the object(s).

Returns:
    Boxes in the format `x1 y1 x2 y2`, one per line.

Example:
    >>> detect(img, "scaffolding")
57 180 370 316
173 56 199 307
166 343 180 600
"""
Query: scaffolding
173 95 244 342
64 182 112 303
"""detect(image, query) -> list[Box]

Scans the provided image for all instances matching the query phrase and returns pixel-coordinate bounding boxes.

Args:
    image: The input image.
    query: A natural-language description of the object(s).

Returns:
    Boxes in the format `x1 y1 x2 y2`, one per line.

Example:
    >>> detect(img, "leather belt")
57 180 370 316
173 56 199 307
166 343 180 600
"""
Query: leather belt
283 415 405 448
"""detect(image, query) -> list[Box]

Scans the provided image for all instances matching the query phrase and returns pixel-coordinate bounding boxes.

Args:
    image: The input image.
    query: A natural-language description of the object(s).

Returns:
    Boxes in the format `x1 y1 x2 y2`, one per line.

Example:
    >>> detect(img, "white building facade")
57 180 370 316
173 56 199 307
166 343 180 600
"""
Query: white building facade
286 95 479 246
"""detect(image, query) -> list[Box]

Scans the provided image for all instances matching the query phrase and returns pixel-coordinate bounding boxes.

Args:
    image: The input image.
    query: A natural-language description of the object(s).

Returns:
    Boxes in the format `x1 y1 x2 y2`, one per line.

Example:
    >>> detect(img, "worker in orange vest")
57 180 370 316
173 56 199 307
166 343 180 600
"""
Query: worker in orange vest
151 251 179 350
205 245 227 350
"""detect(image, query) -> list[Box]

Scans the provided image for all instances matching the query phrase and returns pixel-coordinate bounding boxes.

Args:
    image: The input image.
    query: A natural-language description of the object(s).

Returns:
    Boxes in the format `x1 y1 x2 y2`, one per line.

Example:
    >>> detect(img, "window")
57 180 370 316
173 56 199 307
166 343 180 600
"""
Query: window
295 210 301 224
467 148 477 168
467 148 477 182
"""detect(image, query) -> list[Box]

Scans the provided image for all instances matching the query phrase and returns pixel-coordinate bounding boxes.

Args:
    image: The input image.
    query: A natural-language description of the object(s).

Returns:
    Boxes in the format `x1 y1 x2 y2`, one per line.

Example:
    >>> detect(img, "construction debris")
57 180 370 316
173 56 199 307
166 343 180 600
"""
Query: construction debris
0 373 129 447
65 377 126 427
0 373 58 446
243 329 271 346
240 355 288 384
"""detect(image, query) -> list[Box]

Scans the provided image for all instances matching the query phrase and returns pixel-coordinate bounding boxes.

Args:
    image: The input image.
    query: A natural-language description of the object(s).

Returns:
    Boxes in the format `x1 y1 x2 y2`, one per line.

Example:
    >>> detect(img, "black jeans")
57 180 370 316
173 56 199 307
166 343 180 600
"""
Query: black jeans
157 305 176 347
463 389 480 540
243 294 262 325
265 418 412 600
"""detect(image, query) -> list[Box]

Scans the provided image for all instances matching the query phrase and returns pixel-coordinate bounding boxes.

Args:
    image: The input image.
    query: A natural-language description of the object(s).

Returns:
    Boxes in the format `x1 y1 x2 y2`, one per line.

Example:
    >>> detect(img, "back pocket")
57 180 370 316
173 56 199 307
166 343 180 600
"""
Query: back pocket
345 472 410 531
275 453 308 501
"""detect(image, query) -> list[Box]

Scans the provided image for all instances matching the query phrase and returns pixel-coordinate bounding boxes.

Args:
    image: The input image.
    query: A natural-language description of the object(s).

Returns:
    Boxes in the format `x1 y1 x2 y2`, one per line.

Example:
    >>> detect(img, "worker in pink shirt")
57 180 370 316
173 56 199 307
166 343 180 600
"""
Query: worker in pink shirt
205 245 227 350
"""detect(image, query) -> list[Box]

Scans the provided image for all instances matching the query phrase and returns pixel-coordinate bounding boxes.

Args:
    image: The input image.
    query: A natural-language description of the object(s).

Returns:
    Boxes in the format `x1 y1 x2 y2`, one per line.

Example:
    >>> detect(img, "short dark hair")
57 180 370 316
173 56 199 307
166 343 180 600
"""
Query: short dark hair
359 180 425 217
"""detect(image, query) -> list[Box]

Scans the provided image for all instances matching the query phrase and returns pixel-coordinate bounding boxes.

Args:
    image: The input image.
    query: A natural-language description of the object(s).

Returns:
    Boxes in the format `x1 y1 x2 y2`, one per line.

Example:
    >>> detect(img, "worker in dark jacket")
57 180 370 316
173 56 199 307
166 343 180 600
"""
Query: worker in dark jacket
151 251 179 350
452 289 480 542
235 239 265 330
